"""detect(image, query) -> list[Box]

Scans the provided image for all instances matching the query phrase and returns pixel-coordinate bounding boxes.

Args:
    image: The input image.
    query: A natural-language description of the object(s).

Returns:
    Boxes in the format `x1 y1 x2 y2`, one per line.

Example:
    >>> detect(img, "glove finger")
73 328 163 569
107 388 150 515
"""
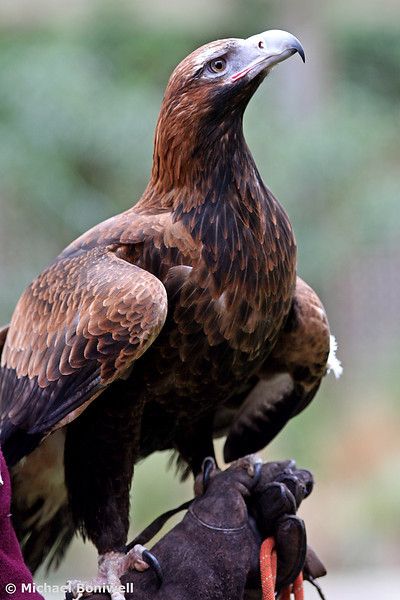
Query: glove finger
294 469 314 499
275 515 307 590
253 483 297 536
255 460 297 488
303 545 327 581
274 469 313 508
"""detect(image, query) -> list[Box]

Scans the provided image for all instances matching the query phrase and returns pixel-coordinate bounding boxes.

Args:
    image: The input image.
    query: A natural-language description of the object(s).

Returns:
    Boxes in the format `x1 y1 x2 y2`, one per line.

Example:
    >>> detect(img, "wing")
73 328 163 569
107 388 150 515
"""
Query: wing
223 277 336 462
0 245 167 464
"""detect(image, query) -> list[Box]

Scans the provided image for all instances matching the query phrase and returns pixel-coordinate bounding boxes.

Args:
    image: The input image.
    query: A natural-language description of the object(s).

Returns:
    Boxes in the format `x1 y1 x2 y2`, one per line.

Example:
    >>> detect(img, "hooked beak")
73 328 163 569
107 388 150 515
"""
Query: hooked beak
232 29 305 82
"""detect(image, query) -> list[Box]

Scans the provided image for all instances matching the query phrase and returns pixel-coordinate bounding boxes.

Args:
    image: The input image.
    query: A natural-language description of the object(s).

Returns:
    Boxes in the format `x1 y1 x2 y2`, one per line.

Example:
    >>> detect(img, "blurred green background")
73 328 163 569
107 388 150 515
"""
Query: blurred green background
0 0 399 597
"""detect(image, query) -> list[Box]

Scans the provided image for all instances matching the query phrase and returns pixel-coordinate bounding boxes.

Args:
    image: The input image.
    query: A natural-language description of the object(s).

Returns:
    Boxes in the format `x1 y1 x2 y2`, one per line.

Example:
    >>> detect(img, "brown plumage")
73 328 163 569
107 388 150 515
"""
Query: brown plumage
0 29 338 584
219 277 333 461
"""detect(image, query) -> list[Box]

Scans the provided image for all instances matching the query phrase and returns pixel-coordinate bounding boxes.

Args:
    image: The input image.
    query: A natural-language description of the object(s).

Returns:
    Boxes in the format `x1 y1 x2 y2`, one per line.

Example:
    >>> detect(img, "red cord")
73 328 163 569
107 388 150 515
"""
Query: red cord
260 537 304 600
260 538 277 600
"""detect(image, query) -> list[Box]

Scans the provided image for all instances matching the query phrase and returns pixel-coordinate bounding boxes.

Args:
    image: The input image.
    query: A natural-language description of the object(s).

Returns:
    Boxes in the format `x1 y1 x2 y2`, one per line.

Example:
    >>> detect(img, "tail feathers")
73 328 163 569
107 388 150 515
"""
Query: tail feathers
13 501 75 574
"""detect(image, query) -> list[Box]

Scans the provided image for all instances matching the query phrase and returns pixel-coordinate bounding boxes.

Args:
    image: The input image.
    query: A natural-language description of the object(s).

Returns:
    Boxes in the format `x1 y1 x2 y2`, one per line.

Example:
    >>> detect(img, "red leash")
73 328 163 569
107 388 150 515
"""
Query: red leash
260 537 304 600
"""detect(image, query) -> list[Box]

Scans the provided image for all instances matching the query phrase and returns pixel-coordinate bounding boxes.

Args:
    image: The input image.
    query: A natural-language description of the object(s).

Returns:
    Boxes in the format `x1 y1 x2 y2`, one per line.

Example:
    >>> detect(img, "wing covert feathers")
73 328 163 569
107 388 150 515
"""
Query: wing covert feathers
0 246 167 440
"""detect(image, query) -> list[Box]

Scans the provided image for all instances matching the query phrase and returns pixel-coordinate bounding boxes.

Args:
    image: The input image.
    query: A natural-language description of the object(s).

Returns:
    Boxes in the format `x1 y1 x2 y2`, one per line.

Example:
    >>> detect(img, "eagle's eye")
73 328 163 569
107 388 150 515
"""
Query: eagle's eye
208 57 227 74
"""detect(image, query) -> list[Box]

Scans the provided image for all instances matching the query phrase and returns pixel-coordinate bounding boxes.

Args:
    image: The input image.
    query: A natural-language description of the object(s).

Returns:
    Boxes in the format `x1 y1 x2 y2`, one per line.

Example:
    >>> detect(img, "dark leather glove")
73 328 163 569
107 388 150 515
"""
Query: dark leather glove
249 460 326 594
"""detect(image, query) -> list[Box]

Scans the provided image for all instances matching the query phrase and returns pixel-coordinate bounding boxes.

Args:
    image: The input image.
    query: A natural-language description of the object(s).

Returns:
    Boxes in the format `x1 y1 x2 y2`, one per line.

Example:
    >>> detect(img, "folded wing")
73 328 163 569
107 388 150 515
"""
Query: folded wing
0 246 167 464
222 277 333 461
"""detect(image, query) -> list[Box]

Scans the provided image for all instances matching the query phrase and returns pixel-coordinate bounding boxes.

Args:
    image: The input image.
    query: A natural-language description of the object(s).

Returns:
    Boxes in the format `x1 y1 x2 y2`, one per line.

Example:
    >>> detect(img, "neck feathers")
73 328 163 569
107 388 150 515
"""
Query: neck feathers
138 108 296 295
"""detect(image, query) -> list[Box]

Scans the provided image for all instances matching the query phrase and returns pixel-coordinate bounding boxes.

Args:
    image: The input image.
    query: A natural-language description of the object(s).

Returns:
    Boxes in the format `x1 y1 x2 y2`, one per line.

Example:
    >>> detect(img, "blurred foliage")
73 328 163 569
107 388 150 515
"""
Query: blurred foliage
0 2 399 577
338 25 400 102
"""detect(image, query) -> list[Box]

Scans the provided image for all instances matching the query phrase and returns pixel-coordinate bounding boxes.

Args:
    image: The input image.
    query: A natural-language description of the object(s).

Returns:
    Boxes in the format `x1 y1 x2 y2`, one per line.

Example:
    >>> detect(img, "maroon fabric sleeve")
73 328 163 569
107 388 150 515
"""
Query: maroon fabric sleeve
0 449 44 600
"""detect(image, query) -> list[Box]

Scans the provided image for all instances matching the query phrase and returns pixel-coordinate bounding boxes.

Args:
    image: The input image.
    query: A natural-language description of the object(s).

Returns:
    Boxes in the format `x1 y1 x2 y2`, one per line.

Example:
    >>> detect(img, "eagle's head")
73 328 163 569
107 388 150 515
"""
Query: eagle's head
165 30 304 115
151 30 305 189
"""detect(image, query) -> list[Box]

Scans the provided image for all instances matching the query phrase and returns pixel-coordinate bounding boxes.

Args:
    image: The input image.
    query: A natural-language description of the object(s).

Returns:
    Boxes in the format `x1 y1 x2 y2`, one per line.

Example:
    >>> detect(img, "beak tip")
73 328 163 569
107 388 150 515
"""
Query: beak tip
296 45 306 64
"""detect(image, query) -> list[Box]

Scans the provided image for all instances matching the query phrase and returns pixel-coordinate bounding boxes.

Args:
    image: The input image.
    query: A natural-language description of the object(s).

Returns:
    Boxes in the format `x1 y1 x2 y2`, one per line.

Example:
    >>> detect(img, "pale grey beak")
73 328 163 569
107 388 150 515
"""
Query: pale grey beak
230 30 305 83
247 29 305 68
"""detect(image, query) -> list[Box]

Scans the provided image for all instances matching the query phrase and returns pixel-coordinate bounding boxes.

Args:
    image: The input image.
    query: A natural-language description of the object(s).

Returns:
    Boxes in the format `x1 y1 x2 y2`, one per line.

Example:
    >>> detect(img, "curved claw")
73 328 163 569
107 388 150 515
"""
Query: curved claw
202 457 216 492
251 460 262 487
142 549 163 587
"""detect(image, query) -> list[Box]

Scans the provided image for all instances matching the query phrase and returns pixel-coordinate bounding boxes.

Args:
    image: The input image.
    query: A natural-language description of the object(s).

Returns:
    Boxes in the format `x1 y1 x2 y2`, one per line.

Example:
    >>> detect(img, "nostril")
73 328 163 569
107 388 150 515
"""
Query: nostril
258 40 265 49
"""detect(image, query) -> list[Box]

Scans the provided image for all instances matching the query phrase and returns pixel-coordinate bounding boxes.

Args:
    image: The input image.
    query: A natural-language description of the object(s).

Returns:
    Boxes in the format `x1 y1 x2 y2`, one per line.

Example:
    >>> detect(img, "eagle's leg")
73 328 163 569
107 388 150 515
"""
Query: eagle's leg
64 385 147 599
68 548 148 600
175 413 218 477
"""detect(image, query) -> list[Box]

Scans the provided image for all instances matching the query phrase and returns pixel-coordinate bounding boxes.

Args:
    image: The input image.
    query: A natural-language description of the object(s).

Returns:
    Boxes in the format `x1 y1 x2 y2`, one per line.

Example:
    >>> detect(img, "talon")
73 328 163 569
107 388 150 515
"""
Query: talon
245 454 263 477
131 544 152 572
252 461 262 486
142 549 163 586
67 548 150 600
230 453 263 476
202 457 215 492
